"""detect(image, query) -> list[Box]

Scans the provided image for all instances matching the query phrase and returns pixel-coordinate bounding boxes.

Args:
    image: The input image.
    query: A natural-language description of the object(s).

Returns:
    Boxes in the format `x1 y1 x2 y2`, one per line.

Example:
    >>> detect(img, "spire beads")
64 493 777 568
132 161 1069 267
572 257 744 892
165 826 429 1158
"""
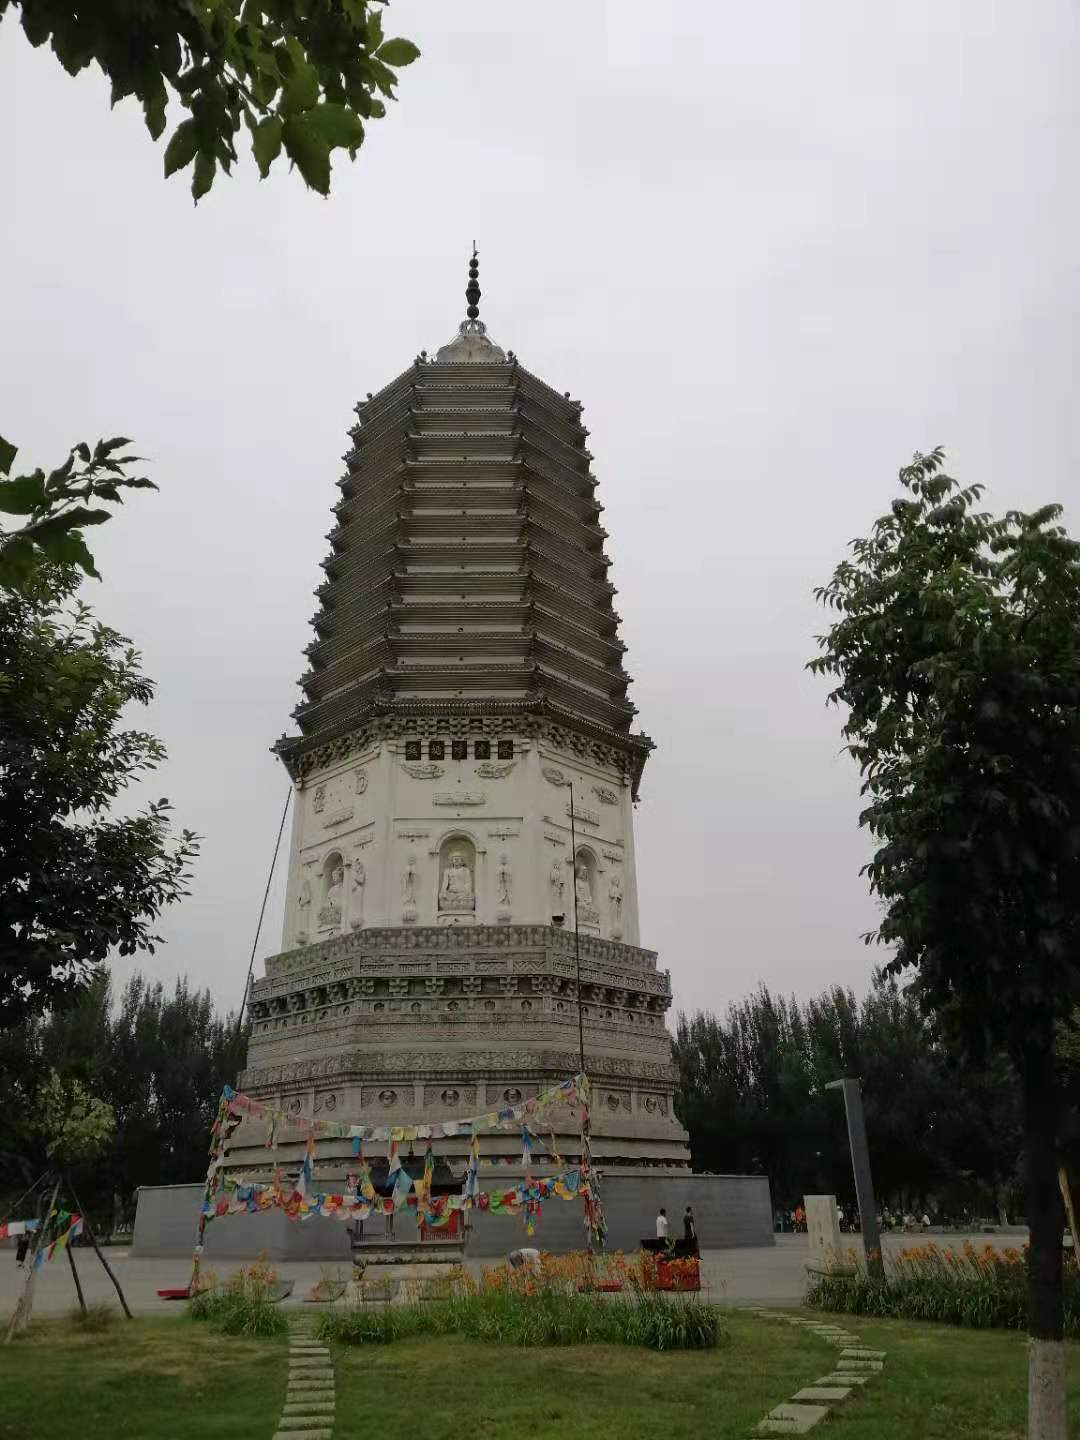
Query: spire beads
465 244 481 320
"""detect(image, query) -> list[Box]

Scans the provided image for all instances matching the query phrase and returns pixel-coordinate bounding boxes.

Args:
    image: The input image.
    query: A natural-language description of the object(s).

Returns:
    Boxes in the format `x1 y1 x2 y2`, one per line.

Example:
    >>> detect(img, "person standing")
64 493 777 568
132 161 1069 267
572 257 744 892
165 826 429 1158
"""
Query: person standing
655 1206 669 1243
683 1204 697 1251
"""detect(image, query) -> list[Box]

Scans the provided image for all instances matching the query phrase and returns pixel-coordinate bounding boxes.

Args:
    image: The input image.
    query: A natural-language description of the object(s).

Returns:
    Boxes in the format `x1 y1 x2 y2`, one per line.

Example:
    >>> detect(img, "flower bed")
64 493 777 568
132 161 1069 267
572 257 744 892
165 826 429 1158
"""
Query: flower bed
808 1240 1080 1335
318 1251 723 1351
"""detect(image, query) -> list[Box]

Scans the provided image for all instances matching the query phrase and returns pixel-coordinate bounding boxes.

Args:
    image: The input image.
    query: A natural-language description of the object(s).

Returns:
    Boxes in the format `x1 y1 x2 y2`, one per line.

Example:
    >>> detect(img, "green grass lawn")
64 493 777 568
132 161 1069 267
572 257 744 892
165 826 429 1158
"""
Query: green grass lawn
0 1313 284 1440
329 1312 1080 1440
808 1312 1080 1439
3 1306 1080 1439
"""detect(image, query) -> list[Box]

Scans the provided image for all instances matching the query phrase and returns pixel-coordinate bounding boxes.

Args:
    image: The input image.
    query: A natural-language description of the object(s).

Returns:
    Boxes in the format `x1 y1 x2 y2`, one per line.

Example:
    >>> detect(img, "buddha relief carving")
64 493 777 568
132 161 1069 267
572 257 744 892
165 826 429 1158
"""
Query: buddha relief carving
438 839 476 913
318 855 344 929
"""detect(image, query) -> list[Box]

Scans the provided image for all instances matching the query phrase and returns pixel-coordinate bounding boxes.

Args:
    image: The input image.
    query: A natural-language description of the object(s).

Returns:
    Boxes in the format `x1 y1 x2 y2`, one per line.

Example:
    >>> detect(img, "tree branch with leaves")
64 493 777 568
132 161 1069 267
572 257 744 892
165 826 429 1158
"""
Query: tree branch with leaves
1 0 420 199
0 435 156 590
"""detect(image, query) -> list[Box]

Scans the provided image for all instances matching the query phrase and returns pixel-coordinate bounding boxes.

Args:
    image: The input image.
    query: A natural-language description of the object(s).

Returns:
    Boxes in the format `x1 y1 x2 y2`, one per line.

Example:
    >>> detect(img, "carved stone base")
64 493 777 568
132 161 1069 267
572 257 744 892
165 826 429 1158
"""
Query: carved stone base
243 923 690 1169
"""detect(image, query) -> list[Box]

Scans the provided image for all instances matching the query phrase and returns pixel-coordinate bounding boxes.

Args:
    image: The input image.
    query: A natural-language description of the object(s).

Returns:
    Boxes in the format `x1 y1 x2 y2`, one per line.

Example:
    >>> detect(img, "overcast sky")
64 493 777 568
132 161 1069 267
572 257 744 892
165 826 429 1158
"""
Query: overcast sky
3 2 1078 1023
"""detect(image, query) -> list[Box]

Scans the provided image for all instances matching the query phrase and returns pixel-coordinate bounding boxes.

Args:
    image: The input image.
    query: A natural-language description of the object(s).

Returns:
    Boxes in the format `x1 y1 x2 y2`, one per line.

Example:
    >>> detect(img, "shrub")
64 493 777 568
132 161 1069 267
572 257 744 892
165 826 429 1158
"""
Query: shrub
190 1258 287 1338
318 1259 723 1352
70 1302 116 1333
807 1241 1080 1336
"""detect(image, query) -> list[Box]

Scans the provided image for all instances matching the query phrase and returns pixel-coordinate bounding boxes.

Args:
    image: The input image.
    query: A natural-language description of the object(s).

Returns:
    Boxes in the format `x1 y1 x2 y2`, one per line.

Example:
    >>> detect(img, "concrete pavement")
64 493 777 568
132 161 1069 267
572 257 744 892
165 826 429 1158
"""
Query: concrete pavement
0 1231 1024 1319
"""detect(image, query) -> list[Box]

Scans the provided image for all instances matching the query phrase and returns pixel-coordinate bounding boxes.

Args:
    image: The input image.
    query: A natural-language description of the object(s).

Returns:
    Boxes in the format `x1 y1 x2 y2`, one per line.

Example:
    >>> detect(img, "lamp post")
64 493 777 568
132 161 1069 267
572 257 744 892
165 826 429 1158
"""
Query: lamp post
825 1077 884 1278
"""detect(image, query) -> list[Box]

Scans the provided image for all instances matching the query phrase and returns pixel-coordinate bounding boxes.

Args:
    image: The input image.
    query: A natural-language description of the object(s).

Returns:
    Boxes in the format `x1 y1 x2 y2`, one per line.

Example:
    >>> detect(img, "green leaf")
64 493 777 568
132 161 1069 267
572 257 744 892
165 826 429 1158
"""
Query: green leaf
35 506 113 532
0 473 47 515
305 103 363 151
0 536 37 587
0 435 16 476
192 150 215 202
365 7 384 48
143 78 168 141
252 116 284 178
74 442 91 462
282 115 330 196
46 453 75 491
33 526 101 578
164 119 199 177
280 35 319 114
376 38 421 67
95 437 133 458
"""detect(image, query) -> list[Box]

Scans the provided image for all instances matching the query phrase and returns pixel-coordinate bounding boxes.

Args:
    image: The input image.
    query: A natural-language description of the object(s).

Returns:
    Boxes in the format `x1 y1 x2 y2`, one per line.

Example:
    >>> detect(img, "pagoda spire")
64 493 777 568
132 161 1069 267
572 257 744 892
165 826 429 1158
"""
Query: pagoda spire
465 244 481 321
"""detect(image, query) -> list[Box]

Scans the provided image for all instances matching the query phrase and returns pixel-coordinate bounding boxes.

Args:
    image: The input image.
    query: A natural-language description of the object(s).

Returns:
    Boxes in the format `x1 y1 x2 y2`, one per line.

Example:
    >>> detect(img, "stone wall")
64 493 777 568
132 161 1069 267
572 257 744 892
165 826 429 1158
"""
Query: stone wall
133 1173 773 1261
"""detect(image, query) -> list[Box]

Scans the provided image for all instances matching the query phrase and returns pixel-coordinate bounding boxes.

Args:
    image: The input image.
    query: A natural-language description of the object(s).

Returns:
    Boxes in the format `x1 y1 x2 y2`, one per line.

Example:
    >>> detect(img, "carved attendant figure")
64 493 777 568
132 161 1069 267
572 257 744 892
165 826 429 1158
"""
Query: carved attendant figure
496 853 512 908
495 851 512 921
439 849 475 912
296 878 312 944
549 861 565 907
401 854 418 924
609 871 623 937
350 860 366 930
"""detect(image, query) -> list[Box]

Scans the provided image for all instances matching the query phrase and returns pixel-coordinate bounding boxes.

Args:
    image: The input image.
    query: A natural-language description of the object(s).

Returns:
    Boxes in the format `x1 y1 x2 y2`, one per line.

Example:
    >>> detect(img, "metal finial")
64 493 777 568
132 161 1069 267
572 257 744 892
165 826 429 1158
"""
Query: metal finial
465 244 481 320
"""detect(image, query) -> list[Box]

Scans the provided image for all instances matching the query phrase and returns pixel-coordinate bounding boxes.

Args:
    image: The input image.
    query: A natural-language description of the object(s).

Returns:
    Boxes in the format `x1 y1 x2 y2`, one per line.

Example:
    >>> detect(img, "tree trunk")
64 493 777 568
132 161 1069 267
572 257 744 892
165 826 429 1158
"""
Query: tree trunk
1022 1041 1066 1440
4 1176 61 1343
66 1242 87 1315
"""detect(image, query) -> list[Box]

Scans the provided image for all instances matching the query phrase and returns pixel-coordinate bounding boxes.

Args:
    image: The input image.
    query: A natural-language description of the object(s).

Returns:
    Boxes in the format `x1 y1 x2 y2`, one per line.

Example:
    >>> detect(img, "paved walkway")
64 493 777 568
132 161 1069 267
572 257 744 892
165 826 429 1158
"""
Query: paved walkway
0 1231 1023 1318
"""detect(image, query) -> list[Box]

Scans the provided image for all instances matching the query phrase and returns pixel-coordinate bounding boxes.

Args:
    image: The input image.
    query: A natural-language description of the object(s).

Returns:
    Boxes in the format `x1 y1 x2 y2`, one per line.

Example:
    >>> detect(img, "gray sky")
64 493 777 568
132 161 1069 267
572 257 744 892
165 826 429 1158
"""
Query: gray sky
3 2 1078 1022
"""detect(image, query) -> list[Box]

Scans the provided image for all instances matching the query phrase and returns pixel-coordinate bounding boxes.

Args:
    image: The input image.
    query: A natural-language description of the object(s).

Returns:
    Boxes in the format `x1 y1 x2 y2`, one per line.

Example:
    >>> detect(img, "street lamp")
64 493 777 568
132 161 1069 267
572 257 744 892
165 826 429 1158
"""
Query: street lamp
825 1078 884 1279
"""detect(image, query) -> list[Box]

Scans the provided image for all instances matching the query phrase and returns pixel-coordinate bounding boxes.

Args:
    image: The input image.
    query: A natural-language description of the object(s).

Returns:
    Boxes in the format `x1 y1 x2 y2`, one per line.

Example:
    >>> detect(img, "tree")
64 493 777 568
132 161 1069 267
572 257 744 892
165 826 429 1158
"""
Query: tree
809 448 1080 1439
0 972 245 1228
1 1 420 200
0 435 156 590
0 568 199 1026
35 1069 115 1163
673 969 1021 1220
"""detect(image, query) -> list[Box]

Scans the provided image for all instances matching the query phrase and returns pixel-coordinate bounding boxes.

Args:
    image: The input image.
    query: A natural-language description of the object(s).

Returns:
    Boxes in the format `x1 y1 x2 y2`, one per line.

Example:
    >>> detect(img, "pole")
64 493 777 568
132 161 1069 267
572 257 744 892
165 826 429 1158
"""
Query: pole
5 1175 61 1343
569 783 585 1079
826 1078 884 1279
66 1178 133 1320
236 785 292 1041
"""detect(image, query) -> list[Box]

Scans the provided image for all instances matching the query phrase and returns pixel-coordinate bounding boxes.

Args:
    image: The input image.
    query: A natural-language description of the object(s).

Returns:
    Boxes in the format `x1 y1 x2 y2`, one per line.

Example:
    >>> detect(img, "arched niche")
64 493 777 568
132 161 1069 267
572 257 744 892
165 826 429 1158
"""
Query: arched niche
574 846 600 927
437 833 477 917
317 850 345 929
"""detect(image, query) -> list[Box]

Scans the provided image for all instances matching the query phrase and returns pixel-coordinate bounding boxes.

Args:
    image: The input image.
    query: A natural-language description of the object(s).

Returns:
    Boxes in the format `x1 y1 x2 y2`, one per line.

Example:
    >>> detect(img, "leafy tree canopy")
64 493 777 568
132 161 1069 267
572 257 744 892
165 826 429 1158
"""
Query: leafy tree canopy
35 1069 115 1164
0 567 199 1026
809 449 1080 1064
1 0 421 200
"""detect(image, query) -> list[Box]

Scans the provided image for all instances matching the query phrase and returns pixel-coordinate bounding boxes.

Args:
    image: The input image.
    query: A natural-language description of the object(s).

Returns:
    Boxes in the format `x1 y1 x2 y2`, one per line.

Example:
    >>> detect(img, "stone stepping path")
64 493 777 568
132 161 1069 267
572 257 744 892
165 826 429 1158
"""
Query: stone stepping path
274 1314 335 1440
743 1308 888 1433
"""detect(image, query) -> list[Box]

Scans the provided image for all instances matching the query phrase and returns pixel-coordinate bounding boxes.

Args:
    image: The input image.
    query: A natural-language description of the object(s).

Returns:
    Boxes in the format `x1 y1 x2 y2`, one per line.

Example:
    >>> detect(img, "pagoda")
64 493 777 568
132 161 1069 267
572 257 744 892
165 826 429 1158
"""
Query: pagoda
238 253 691 1177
